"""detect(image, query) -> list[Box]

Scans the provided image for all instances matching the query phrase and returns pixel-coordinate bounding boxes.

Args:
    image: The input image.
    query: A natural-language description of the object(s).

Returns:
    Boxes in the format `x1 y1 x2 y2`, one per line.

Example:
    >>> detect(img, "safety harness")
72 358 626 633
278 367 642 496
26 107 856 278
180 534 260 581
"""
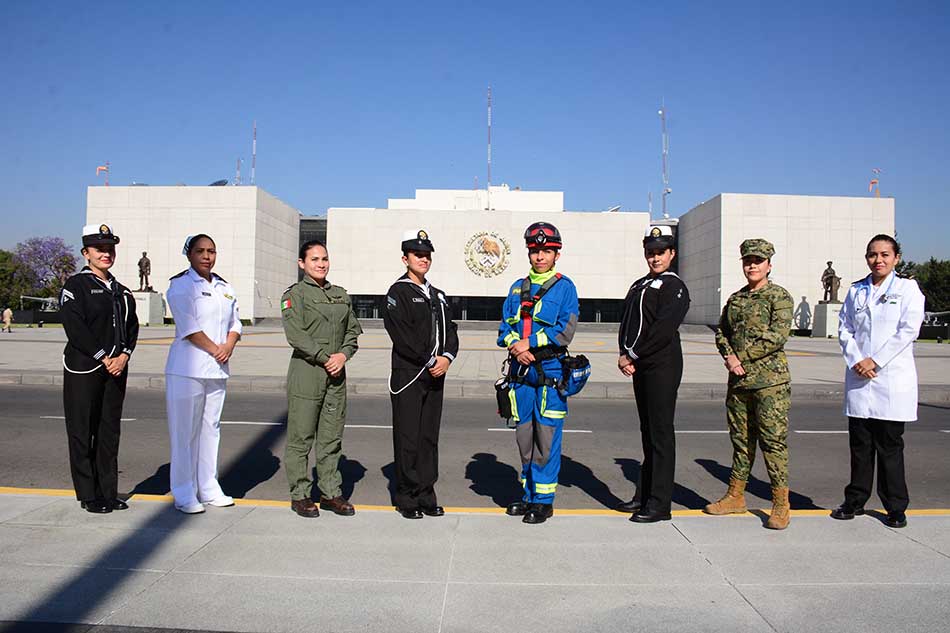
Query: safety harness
510 273 566 388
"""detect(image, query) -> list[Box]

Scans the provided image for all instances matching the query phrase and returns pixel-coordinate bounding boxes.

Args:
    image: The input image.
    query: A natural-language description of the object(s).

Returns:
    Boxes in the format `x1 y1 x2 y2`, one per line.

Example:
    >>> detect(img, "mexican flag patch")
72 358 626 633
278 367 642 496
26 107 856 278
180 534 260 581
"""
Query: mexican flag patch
281 298 292 311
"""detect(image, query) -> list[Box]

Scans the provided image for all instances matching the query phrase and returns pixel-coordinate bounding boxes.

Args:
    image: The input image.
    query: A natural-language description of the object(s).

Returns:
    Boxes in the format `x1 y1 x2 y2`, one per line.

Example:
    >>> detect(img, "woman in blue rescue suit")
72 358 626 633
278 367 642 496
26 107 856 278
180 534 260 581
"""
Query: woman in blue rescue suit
497 222 579 524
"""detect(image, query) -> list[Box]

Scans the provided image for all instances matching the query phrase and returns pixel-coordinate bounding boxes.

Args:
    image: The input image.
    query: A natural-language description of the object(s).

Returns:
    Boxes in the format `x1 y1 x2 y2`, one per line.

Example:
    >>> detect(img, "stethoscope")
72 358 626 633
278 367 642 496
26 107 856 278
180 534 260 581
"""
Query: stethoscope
854 272 896 313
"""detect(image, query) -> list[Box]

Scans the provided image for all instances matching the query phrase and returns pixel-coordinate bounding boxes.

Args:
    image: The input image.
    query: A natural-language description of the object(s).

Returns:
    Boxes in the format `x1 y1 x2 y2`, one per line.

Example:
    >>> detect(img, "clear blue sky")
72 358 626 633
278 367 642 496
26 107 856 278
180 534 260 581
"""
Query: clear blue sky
2 1 948 261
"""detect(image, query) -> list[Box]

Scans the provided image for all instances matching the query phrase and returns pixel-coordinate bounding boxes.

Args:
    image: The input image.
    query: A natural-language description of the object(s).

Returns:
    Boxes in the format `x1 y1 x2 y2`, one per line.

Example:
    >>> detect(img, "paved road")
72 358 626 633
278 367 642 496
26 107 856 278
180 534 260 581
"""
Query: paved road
3 385 949 510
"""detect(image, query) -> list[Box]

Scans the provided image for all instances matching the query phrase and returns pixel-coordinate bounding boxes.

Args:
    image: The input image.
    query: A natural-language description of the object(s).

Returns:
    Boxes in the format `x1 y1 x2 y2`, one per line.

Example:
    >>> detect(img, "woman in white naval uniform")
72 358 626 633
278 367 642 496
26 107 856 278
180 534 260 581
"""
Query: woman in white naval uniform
832 234 925 529
165 234 242 514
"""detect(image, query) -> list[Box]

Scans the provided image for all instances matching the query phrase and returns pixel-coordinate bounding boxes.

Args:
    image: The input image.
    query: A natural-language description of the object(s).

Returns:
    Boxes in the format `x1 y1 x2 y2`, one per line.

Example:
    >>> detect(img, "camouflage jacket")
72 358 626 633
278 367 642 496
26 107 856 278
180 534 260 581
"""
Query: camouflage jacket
715 281 793 390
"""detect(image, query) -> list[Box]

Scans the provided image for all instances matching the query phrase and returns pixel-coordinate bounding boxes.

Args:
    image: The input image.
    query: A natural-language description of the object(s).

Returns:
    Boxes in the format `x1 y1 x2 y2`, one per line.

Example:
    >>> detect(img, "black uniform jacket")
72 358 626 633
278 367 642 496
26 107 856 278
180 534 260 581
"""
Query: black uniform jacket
383 275 459 371
618 271 690 369
60 267 139 373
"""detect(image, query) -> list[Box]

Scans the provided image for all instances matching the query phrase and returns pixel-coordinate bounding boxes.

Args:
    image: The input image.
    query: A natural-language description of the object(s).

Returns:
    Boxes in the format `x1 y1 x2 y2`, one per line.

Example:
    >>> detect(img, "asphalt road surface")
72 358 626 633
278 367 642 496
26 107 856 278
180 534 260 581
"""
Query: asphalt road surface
2 385 949 510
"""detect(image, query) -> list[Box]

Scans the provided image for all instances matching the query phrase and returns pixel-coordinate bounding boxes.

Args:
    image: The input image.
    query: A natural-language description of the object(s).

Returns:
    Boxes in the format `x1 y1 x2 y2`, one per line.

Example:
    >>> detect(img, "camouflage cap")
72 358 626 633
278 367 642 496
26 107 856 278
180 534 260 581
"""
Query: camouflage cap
740 238 774 259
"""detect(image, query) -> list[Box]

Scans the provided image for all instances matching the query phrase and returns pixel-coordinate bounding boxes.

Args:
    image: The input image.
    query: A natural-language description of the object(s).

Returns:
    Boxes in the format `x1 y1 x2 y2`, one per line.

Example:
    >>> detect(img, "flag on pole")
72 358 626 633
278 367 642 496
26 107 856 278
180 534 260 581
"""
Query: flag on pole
869 178 879 192
96 165 109 175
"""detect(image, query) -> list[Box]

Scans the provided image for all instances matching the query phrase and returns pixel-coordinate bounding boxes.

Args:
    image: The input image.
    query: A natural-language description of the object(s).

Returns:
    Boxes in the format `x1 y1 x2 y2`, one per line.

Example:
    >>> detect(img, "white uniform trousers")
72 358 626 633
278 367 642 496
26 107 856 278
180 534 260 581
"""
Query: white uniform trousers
165 374 228 507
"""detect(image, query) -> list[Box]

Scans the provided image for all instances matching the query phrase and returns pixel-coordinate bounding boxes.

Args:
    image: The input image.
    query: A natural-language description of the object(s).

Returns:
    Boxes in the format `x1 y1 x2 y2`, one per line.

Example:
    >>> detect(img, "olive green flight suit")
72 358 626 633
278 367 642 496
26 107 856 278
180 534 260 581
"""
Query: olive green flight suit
715 281 793 488
281 278 362 501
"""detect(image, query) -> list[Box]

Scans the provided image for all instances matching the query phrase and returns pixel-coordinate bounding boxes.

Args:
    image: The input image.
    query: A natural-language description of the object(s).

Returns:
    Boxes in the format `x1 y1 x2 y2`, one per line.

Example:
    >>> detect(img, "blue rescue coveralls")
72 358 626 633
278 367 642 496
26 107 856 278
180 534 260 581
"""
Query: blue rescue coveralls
497 268 579 505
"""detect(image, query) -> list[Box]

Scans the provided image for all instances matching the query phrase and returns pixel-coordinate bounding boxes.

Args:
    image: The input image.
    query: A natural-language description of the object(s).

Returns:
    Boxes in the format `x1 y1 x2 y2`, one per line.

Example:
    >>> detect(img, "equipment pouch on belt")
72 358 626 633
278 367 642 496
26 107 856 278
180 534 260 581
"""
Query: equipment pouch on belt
558 354 591 397
495 358 514 425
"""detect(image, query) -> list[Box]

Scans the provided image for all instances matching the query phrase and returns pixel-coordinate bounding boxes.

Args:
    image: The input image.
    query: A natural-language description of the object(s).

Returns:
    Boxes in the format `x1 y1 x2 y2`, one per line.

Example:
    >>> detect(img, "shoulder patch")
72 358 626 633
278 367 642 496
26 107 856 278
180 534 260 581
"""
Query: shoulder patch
281 297 293 311
387 295 397 309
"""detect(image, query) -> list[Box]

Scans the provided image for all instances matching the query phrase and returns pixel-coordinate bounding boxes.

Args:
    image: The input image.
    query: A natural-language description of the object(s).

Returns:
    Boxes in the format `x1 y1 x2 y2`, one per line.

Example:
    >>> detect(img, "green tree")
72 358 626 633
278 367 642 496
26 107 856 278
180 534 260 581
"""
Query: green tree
12 236 78 298
914 258 950 312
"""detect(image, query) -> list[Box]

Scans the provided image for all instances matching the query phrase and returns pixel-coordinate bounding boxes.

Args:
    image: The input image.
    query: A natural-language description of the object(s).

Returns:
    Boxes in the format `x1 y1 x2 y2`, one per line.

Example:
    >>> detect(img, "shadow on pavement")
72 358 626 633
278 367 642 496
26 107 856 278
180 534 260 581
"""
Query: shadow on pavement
695 458 821 509
311 455 368 501
5 412 288 628
559 455 623 509
615 458 711 510
380 461 397 504
219 414 286 499
464 452 522 507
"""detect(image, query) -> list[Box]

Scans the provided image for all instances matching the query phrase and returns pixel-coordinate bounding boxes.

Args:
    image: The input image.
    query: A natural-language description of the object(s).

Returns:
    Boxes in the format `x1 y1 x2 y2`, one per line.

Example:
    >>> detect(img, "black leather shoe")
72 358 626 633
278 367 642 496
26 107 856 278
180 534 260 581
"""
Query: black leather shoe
630 508 672 523
111 499 129 511
615 498 642 513
396 507 423 520
884 512 907 528
421 505 445 517
506 501 529 516
830 504 865 520
80 499 112 514
522 503 554 524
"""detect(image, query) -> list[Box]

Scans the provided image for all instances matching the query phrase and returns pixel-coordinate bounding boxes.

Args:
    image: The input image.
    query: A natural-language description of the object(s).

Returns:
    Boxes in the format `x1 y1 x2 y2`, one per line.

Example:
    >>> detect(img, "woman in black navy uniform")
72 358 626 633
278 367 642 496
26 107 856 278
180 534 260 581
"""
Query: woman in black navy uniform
60 223 139 514
383 229 459 519
616 225 690 523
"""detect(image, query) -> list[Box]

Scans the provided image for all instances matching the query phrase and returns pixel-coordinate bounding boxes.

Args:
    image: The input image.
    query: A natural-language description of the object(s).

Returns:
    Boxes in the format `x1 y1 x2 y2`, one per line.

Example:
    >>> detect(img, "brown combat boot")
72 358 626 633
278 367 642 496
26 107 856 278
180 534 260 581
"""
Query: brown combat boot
765 487 790 530
703 478 748 515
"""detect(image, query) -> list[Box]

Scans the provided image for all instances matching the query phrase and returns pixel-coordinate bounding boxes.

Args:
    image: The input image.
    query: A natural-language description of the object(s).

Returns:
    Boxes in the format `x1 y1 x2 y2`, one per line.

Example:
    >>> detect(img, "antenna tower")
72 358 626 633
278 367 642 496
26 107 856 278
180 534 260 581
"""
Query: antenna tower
487 86 492 210
251 120 257 185
235 158 242 185
659 103 671 219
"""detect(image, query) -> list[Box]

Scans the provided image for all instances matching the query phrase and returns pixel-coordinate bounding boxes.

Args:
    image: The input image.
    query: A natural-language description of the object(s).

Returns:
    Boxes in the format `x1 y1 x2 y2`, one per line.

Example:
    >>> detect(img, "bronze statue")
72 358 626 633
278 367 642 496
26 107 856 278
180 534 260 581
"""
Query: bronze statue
821 261 841 303
137 252 152 292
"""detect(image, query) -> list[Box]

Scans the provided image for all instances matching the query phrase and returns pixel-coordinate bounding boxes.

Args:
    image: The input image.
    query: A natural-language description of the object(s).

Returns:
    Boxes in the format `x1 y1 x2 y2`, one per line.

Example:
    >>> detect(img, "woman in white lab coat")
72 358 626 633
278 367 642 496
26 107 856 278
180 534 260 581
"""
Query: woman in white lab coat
165 234 242 514
832 234 925 528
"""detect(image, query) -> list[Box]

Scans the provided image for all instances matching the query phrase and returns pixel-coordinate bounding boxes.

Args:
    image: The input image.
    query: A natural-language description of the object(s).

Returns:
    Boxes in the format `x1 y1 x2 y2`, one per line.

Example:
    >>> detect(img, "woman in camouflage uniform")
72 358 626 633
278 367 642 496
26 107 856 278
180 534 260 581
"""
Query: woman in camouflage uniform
705 239 794 530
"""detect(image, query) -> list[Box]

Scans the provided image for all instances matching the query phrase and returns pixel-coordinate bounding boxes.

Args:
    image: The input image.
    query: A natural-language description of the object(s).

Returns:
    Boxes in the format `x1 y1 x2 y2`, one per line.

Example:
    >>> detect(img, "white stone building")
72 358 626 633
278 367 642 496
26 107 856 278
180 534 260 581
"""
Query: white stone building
327 185 651 321
86 186 299 321
678 193 895 326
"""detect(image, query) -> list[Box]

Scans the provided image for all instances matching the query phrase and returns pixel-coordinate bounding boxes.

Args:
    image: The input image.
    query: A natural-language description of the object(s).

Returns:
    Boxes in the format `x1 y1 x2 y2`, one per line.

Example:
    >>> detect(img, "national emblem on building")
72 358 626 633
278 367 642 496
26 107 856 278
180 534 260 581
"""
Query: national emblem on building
464 231 511 278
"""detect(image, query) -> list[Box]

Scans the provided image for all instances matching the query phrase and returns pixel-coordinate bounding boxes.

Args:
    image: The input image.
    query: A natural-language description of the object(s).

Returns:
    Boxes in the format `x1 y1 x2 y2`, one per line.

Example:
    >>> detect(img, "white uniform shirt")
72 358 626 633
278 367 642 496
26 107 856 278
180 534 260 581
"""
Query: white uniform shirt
164 268 242 379
838 272 925 422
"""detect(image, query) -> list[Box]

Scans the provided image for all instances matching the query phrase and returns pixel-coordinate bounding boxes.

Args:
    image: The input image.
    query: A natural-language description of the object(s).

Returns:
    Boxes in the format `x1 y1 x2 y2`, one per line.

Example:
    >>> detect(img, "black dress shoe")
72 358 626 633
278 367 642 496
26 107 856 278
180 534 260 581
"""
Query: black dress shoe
884 512 907 528
615 498 642 513
396 507 423 520
506 501 529 516
630 508 671 523
421 505 445 517
111 499 129 511
80 500 112 514
830 504 865 520
522 503 554 524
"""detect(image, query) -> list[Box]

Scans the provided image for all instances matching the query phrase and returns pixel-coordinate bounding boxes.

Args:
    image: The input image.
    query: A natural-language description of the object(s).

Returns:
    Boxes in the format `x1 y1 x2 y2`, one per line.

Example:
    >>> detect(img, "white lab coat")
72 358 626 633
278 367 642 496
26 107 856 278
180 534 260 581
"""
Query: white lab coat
164 267 242 508
838 272 925 422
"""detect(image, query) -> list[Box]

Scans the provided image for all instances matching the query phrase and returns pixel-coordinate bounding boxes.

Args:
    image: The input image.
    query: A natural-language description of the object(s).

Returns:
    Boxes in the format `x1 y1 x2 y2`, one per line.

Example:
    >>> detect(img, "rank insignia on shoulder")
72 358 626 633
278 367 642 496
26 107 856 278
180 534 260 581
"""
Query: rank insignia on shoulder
224 293 234 300
387 295 397 309
281 298 292 311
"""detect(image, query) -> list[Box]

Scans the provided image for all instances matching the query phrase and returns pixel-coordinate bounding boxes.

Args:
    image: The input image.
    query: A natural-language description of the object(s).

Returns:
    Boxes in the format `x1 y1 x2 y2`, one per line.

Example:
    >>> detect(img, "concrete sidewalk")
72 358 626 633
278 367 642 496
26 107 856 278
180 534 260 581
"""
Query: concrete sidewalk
1 492 949 632
2 325 949 401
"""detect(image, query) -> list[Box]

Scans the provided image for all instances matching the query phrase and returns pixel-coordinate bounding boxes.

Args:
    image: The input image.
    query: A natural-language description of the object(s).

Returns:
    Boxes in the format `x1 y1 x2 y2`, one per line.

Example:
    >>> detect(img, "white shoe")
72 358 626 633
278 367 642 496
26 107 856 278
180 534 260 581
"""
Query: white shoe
202 496 235 508
176 502 205 514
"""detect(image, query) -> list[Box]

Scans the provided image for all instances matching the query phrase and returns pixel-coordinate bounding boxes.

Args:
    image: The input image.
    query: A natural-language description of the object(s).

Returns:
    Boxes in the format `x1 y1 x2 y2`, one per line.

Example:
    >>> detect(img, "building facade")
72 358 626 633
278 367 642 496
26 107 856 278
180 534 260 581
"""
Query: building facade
326 186 651 321
678 193 895 326
85 185 895 326
86 186 299 320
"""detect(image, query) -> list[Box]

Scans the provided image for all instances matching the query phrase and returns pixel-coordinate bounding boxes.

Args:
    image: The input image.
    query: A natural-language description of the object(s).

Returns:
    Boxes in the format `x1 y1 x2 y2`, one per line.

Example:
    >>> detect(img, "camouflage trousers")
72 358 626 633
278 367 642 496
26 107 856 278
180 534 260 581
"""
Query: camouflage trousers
725 382 790 488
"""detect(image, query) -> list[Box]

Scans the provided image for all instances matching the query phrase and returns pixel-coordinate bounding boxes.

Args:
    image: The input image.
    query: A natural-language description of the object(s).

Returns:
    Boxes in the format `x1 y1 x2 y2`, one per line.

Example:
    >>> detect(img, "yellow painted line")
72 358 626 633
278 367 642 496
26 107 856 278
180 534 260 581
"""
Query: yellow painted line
3 487 950 517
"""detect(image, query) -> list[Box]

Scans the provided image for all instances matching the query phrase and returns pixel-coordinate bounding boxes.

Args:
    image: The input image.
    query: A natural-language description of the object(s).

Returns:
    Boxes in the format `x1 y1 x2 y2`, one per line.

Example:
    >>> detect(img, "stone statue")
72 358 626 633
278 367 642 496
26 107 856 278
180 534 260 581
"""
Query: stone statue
137 252 152 292
820 261 841 304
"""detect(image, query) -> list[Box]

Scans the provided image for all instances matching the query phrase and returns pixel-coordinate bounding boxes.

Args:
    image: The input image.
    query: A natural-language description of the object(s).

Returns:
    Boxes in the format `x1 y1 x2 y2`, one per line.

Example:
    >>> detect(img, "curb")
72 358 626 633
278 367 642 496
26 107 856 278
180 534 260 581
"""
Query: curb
2 371 948 402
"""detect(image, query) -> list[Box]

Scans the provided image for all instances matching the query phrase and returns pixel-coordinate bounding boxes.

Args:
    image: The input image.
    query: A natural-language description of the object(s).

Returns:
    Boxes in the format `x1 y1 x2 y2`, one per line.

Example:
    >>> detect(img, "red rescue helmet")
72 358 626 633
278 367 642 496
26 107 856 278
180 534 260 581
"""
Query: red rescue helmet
524 222 562 249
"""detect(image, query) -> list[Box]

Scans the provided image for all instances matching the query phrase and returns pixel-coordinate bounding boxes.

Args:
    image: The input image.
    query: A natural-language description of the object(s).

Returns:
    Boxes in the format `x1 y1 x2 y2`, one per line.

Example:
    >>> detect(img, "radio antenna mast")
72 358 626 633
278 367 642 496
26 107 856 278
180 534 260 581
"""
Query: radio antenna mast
487 86 492 210
251 120 257 185
659 103 671 219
